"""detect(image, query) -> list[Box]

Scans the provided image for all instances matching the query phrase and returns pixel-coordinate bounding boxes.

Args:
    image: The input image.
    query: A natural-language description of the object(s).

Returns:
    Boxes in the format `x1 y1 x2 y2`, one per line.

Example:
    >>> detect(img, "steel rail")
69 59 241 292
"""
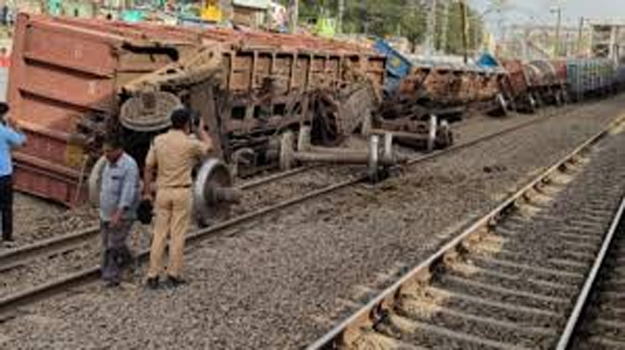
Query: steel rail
306 114 624 350
0 104 575 273
555 195 625 349
235 165 320 190
0 226 99 272
0 165 321 272
0 102 602 315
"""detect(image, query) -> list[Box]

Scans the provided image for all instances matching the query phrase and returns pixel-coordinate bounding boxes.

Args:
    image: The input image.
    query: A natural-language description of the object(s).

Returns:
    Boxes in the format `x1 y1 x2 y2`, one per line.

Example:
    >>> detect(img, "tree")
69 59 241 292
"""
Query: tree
293 0 484 54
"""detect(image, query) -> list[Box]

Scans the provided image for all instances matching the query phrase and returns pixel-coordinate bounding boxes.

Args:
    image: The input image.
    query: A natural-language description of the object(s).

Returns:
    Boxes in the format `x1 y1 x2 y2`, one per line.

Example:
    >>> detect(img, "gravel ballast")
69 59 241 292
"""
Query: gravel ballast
2 96 625 349
0 105 582 297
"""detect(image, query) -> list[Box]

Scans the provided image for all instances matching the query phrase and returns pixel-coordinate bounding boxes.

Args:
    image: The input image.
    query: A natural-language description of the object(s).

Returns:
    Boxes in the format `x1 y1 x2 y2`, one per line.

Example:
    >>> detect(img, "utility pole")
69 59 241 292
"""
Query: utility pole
363 0 369 35
289 0 299 34
338 0 345 34
459 0 469 63
425 0 438 55
552 7 562 57
577 17 585 56
440 0 450 54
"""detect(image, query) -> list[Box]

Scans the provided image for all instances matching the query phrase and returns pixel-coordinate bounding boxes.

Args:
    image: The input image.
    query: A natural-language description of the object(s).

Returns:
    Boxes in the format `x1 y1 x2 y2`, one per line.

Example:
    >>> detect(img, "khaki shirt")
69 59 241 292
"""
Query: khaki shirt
145 129 209 189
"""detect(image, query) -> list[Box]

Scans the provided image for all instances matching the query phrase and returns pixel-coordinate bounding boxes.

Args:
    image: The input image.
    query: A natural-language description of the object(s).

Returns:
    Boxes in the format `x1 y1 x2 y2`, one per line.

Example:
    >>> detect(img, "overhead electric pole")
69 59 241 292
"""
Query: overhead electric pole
363 0 369 35
552 7 562 57
425 0 438 55
440 0 450 54
289 0 299 33
577 17 585 56
460 0 469 63
338 0 345 34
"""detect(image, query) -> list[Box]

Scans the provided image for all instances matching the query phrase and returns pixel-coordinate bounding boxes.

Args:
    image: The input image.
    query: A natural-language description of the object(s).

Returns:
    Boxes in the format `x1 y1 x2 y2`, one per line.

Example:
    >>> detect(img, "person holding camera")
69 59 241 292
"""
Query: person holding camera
143 108 212 289
0 102 25 245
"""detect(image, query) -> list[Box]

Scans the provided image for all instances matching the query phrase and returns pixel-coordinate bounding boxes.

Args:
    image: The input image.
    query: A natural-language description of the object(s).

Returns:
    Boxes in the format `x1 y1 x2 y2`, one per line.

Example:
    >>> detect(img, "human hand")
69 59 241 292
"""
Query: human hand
111 209 123 228
5 116 18 128
142 191 154 203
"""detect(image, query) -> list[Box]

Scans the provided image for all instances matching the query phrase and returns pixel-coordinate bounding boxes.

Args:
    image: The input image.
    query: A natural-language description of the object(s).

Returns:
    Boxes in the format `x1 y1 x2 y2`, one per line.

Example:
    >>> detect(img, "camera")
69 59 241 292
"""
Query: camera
190 110 201 129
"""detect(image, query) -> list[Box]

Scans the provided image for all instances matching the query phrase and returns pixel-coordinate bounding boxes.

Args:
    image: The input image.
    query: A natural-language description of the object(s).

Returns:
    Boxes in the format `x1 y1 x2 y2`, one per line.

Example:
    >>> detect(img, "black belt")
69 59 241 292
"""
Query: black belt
165 185 192 189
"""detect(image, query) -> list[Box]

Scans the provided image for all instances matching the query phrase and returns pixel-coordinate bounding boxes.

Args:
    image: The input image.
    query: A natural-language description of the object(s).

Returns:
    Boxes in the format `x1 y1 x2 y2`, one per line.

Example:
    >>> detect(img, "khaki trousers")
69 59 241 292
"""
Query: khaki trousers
147 187 192 279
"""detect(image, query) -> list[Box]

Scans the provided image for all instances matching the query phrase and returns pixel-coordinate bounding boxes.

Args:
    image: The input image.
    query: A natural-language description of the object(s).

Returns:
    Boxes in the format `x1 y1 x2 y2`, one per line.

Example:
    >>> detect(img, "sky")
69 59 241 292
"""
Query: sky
469 0 625 29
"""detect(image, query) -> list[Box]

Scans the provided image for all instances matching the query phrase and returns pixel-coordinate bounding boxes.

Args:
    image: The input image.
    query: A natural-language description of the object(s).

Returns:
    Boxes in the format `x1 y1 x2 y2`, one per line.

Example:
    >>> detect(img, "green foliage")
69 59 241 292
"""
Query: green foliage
293 0 485 54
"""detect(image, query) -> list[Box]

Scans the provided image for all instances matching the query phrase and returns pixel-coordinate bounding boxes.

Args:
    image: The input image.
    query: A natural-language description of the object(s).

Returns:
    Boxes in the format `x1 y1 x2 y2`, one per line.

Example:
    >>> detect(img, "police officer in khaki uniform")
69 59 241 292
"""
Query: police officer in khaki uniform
143 108 212 289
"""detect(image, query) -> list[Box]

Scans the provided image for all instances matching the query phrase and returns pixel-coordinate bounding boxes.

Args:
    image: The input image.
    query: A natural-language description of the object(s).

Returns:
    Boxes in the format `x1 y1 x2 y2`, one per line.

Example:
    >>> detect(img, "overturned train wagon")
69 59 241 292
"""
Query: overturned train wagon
8 13 386 206
378 49 508 119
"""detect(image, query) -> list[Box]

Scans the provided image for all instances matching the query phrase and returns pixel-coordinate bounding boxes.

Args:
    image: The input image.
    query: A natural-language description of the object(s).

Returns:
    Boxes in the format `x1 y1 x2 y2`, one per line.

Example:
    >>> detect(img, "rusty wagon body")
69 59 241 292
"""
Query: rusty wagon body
8 13 386 206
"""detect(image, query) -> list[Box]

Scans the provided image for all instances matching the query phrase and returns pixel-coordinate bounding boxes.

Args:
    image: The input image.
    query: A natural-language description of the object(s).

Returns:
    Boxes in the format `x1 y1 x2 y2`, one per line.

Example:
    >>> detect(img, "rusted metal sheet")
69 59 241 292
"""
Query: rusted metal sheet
8 15 200 205
501 60 529 99
8 13 385 206
529 60 558 88
524 60 567 105
549 60 568 86
498 59 536 112
398 64 503 109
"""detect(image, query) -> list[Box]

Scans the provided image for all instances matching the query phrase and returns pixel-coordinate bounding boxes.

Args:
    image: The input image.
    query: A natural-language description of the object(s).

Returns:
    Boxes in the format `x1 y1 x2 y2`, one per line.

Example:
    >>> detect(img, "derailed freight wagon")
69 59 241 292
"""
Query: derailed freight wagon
370 40 504 150
524 60 567 106
375 40 508 120
499 56 625 113
499 59 536 113
8 13 386 207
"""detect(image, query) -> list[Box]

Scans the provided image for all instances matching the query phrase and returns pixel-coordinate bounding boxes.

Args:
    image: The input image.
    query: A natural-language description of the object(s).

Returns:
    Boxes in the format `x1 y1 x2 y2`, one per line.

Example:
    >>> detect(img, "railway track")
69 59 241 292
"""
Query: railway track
0 103 580 273
0 101 614 316
307 112 625 349
557 196 625 349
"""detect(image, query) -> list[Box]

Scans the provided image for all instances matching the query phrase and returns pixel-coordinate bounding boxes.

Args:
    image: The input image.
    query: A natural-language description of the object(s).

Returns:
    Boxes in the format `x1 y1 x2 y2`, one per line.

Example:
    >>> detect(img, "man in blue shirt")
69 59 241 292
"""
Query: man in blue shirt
99 137 140 287
0 102 26 244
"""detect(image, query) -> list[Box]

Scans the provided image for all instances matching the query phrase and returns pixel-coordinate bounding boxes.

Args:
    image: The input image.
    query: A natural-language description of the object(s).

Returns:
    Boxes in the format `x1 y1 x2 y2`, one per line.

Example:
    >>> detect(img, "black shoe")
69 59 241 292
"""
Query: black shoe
146 276 159 290
105 280 120 288
164 275 187 289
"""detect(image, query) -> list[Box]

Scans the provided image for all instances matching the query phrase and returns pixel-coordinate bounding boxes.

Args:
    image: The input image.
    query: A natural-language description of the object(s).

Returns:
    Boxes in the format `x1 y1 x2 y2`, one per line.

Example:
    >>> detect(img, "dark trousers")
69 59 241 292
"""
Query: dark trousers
0 175 13 241
100 220 134 283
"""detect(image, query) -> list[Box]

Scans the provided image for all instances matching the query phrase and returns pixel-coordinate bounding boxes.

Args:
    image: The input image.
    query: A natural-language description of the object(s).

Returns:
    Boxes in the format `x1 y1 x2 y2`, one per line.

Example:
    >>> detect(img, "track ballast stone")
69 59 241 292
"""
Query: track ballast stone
2 96 625 349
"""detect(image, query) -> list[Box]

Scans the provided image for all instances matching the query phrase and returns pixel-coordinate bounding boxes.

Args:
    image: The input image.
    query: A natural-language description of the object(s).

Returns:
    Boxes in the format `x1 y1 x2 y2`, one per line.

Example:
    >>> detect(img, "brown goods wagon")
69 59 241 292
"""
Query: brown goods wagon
8 13 385 206
550 60 568 85
526 60 566 105
501 60 530 99
528 60 558 87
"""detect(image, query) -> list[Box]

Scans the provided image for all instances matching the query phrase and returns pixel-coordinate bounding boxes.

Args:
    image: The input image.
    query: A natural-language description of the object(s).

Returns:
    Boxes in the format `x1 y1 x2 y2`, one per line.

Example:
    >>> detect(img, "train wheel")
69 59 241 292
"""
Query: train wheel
435 120 453 149
193 158 234 228
528 94 538 112
87 156 107 207
497 93 509 116
525 94 536 114
426 115 437 153
360 110 373 136
555 91 563 106
279 131 296 171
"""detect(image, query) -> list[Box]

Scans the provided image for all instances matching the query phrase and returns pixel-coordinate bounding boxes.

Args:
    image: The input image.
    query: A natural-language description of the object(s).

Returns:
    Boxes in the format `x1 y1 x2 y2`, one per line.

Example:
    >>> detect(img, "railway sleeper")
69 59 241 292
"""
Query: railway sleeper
467 256 585 282
379 312 532 350
433 274 569 310
469 247 590 273
583 335 625 349
398 286 558 330
443 263 576 298
395 296 557 345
